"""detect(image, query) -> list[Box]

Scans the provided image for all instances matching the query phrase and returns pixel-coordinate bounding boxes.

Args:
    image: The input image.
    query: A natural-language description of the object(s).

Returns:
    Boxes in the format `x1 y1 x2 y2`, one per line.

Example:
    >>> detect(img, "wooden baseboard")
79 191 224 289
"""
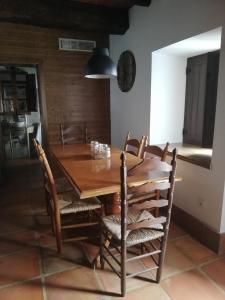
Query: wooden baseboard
172 205 225 255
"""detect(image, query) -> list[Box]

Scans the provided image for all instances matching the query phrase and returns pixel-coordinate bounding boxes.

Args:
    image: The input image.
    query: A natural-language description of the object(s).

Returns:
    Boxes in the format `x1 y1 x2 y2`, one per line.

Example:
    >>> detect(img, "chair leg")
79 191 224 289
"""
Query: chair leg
155 190 160 217
156 236 167 283
49 210 55 236
45 191 51 216
121 240 126 297
54 211 62 254
100 222 105 270
100 204 105 269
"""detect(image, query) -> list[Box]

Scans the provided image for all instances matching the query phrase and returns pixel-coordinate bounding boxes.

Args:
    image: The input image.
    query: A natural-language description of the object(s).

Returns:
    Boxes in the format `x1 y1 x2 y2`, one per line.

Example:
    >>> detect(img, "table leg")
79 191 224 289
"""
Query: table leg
102 192 121 215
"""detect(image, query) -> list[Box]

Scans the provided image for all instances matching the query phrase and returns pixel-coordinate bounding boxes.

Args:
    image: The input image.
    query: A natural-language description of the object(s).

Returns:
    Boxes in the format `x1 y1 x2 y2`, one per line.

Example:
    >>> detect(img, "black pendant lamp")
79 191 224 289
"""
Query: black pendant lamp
84 47 117 79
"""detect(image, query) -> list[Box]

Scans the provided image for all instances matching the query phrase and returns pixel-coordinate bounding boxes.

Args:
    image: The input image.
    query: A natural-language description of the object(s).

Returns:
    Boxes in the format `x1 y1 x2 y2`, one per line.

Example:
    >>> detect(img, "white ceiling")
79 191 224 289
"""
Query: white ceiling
156 27 222 57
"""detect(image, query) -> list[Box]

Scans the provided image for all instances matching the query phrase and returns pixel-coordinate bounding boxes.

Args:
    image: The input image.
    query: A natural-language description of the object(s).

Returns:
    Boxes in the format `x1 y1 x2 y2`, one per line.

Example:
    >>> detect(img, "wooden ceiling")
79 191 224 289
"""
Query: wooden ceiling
69 0 151 9
0 0 152 34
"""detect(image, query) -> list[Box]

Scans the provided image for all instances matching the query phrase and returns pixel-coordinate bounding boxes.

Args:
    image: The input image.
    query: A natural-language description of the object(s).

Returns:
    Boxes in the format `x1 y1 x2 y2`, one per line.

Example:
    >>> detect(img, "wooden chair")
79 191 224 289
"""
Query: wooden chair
143 143 169 161
39 144 103 254
60 122 88 145
34 140 102 254
33 138 72 195
123 131 147 159
128 143 170 205
33 138 73 219
100 149 177 297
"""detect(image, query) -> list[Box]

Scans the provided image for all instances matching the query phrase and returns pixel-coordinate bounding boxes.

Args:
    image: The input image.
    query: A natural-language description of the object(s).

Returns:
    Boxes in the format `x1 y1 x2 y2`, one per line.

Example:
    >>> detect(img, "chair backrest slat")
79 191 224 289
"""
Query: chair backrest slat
33 139 58 208
144 143 169 161
60 122 88 145
130 199 168 214
127 216 167 231
120 148 177 237
128 181 170 195
128 158 172 177
124 131 147 158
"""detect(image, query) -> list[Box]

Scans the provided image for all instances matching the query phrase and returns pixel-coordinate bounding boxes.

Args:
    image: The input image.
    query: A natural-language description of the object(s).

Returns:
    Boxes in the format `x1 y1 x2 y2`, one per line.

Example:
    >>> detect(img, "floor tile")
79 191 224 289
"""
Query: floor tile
142 242 194 278
96 256 149 294
112 284 171 299
41 243 84 275
81 242 100 266
0 279 44 300
202 258 225 290
0 250 40 286
45 267 101 300
34 215 52 228
2 159 225 300
168 222 187 240
30 195 46 215
0 216 35 234
0 230 37 257
37 227 56 247
173 236 217 264
161 269 225 300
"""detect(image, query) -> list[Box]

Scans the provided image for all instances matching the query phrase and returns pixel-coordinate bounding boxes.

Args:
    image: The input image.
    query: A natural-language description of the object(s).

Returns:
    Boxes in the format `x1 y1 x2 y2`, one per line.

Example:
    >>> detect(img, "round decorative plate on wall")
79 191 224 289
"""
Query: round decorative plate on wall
117 50 136 92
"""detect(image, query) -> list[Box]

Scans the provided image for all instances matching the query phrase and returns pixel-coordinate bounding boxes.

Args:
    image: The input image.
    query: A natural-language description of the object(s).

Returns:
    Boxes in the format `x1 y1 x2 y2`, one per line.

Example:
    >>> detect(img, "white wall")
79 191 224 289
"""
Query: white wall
150 53 186 144
110 0 225 233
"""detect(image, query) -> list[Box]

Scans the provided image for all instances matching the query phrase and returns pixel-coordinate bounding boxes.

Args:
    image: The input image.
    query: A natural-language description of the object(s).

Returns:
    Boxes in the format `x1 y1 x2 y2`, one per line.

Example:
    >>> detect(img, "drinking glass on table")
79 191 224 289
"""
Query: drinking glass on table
90 141 98 157
95 143 104 159
102 144 111 159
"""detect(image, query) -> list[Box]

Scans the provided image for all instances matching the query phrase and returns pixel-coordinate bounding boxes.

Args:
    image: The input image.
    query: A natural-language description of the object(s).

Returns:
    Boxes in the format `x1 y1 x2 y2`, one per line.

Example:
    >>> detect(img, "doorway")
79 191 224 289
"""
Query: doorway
183 51 220 147
0 64 42 160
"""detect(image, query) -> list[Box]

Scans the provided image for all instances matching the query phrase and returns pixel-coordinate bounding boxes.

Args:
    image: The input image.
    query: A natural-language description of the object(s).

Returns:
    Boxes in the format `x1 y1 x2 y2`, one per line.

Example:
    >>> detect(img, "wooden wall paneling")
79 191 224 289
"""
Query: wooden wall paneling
0 22 111 145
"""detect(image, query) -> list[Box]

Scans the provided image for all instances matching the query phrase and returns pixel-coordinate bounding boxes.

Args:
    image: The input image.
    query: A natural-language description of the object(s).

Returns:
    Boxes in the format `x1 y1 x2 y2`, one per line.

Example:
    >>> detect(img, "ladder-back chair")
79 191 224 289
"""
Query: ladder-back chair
60 122 88 145
123 131 147 159
33 138 72 203
100 149 177 297
128 143 170 205
36 141 102 254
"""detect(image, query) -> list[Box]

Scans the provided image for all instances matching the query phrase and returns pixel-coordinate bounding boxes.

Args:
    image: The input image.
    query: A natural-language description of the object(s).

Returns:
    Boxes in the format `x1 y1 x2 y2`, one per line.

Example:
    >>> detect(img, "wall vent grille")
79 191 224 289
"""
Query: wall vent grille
58 38 96 52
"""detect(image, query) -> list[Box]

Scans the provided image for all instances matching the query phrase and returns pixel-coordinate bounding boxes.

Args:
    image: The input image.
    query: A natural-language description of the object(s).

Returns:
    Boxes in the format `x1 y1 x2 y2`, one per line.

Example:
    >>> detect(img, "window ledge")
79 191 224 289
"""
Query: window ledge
158 143 212 169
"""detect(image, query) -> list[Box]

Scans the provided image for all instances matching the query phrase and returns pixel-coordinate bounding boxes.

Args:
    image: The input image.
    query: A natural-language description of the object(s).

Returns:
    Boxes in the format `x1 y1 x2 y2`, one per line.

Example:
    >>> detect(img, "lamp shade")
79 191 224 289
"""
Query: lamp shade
84 48 117 79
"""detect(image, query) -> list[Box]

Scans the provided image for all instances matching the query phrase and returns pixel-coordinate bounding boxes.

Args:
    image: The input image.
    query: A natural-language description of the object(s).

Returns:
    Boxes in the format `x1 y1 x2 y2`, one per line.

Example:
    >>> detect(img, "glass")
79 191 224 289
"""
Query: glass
90 141 99 158
90 141 111 159
95 143 104 159
90 140 98 151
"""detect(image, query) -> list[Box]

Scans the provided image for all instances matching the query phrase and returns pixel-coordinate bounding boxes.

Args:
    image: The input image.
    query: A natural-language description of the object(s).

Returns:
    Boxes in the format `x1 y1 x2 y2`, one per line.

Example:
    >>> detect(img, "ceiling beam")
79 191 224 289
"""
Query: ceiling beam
0 0 129 34
134 0 152 7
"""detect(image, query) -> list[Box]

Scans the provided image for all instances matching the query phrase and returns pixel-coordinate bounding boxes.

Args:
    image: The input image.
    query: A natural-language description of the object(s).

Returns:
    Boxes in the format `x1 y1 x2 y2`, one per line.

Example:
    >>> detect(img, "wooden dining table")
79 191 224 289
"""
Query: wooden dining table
49 144 171 215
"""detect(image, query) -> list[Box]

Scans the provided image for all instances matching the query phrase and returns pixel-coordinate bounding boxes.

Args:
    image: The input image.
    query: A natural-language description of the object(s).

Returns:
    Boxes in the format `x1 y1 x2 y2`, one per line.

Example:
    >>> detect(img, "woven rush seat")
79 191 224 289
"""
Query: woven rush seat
58 190 101 214
102 208 163 246
126 228 164 247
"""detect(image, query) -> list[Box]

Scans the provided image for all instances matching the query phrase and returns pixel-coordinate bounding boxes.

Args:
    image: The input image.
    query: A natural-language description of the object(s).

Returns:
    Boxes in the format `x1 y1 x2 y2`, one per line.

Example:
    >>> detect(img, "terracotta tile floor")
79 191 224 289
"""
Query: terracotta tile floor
0 160 225 300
